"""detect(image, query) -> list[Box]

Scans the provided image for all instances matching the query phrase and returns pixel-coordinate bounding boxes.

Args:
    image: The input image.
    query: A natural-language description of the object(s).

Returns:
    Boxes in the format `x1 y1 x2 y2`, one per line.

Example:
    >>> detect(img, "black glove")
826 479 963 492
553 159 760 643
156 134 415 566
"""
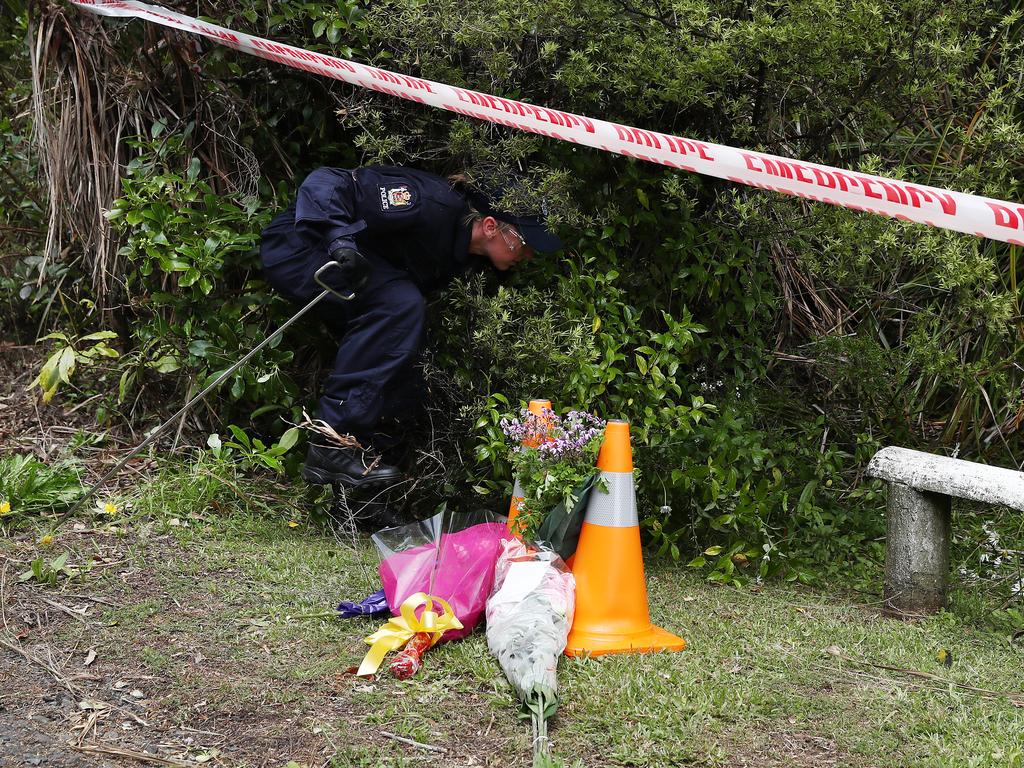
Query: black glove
326 241 371 293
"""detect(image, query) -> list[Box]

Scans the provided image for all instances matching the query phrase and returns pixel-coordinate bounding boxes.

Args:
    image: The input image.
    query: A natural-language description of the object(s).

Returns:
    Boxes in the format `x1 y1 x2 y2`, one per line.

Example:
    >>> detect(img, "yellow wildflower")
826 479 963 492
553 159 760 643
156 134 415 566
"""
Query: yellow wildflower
103 502 117 515
39 534 54 547
0 500 10 515
287 520 300 528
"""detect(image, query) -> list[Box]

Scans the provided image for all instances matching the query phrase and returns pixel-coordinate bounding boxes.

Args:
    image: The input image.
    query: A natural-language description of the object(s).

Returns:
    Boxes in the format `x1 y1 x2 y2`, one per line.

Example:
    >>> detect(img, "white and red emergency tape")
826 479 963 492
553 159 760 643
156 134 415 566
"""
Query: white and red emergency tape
73 0 1024 245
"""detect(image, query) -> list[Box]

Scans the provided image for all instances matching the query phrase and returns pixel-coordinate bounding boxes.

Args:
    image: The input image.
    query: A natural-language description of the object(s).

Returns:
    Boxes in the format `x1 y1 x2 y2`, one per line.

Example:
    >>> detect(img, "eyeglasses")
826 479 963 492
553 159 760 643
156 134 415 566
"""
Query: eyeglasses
499 225 526 251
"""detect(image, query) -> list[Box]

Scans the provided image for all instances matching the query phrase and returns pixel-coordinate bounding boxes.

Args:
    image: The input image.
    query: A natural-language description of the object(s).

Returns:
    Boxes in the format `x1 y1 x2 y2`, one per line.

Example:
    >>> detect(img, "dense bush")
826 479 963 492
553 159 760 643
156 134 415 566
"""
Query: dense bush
0 4 45 340
104 132 304 433
4 0 1024 582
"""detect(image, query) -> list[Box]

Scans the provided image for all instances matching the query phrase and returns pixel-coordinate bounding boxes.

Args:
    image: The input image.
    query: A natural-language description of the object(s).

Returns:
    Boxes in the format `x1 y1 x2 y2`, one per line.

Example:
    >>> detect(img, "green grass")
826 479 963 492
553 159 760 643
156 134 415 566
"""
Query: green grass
6 456 1024 767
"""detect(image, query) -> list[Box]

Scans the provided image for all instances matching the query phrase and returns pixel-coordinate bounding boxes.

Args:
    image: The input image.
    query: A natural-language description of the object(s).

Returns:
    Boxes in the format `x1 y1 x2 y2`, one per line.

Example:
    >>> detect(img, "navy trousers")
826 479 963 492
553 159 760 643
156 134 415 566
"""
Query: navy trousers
263 247 427 447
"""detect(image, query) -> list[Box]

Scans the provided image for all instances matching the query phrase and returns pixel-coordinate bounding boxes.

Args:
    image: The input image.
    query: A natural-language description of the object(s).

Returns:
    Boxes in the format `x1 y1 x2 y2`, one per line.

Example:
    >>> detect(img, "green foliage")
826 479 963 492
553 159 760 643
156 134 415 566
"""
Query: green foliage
361 0 1024 464
437 277 596 399
18 552 81 586
946 503 1024 633
456 169 787 575
7 0 1024 581
651 407 887 584
0 455 84 524
0 8 44 339
101 131 308 435
109 150 254 298
28 330 119 403
429 0 1021 578
207 425 303 474
277 0 368 50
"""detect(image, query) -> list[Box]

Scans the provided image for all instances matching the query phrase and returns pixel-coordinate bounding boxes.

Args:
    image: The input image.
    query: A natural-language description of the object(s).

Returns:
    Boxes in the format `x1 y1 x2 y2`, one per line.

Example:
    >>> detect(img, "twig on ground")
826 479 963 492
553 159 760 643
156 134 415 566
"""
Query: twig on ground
483 712 496 737
87 558 129 571
177 726 225 738
65 393 107 414
58 592 117 606
834 651 1024 703
73 742 196 767
313 721 340 765
380 730 446 753
0 634 82 694
775 643 1024 706
39 596 90 624
115 698 152 726
0 562 10 635
75 702 110 746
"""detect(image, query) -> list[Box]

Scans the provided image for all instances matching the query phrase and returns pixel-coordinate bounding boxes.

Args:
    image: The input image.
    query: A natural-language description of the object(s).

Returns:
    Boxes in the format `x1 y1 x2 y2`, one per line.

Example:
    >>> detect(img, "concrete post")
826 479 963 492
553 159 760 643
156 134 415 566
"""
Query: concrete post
883 482 951 617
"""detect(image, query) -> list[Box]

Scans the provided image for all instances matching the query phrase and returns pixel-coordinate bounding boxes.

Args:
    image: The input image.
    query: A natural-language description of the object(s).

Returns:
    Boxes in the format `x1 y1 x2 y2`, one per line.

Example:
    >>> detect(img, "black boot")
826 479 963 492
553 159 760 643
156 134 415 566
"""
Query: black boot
302 443 403 488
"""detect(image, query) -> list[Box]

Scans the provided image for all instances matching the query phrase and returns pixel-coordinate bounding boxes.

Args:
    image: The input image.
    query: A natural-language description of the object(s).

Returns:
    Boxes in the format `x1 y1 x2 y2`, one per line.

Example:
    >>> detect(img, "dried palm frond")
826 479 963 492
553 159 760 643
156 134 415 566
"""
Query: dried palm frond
28 0 264 309
769 239 853 341
297 410 363 450
30 1 134 301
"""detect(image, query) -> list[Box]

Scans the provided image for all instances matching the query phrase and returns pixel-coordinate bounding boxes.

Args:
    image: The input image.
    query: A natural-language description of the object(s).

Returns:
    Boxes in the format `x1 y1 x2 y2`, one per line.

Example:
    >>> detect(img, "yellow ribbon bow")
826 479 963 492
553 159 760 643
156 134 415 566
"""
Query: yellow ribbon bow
356 592 463 677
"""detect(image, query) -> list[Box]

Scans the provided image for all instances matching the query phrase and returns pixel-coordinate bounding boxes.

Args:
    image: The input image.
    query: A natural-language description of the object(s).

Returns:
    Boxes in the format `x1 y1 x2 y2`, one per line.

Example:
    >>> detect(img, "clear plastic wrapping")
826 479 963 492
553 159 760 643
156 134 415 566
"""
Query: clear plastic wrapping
485 539 576 705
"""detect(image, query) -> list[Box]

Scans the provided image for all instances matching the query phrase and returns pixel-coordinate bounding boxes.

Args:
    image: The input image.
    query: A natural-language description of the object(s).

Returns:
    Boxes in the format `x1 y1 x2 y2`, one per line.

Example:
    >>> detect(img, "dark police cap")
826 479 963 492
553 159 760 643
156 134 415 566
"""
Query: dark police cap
467 187 563 253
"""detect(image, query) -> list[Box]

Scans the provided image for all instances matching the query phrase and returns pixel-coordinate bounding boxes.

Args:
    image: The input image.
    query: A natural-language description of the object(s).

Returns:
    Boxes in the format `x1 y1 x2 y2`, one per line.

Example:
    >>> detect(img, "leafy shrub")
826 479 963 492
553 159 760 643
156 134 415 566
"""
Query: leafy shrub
102 131 309 436
19 553 81 586
0 9 45 340
207 424 302 474
435 275 597 402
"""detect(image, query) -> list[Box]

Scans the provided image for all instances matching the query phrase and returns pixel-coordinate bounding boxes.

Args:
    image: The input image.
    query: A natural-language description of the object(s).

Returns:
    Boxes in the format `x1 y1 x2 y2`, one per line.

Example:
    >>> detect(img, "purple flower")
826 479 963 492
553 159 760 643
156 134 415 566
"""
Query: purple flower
500 407 606 461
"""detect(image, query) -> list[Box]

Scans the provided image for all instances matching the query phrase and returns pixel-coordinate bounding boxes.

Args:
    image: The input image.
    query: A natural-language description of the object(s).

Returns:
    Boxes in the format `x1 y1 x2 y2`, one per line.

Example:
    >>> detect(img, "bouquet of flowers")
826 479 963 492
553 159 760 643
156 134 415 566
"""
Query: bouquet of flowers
354 508 511 678
486 538 575 765
500 408 605 559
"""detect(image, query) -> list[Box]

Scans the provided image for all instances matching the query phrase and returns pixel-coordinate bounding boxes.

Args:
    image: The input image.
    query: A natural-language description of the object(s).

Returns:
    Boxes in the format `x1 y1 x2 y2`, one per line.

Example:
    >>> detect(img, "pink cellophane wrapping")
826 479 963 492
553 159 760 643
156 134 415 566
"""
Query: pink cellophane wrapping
377 520 511 640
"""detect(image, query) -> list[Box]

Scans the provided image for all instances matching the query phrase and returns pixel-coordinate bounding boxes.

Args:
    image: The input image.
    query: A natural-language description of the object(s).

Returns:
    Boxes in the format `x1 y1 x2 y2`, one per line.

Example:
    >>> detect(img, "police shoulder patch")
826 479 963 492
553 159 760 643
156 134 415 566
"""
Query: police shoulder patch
379 183 416 212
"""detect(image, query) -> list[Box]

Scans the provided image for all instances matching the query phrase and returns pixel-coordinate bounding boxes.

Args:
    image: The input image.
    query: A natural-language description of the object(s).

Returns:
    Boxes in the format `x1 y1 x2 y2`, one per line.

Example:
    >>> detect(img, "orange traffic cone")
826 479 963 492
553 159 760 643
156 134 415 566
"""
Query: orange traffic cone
565 419 686 656
507 399 553 536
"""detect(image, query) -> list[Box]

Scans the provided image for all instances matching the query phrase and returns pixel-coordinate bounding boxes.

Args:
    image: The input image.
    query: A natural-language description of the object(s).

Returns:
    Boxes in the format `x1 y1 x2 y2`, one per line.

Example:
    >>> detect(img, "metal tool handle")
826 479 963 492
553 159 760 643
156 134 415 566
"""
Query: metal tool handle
315 260 358 302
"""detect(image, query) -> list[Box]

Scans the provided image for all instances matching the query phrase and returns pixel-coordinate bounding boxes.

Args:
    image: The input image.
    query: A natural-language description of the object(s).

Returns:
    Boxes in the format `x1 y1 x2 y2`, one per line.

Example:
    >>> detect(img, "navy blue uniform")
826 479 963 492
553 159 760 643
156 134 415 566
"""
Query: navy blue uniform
260 166 477 444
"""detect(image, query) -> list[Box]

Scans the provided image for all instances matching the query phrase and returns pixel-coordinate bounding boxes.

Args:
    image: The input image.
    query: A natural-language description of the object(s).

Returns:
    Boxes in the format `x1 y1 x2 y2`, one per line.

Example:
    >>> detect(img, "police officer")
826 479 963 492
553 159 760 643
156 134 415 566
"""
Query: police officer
260 165 562 489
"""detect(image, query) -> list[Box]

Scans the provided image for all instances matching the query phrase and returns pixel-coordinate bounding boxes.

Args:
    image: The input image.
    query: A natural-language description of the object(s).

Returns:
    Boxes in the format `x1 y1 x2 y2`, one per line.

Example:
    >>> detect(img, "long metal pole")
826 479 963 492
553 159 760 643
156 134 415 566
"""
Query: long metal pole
61 261 355 522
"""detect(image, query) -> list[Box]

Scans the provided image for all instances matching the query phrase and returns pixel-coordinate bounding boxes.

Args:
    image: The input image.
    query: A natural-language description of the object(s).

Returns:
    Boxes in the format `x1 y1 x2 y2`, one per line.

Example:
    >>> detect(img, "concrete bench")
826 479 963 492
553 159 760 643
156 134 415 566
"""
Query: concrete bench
866 446 1024 617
